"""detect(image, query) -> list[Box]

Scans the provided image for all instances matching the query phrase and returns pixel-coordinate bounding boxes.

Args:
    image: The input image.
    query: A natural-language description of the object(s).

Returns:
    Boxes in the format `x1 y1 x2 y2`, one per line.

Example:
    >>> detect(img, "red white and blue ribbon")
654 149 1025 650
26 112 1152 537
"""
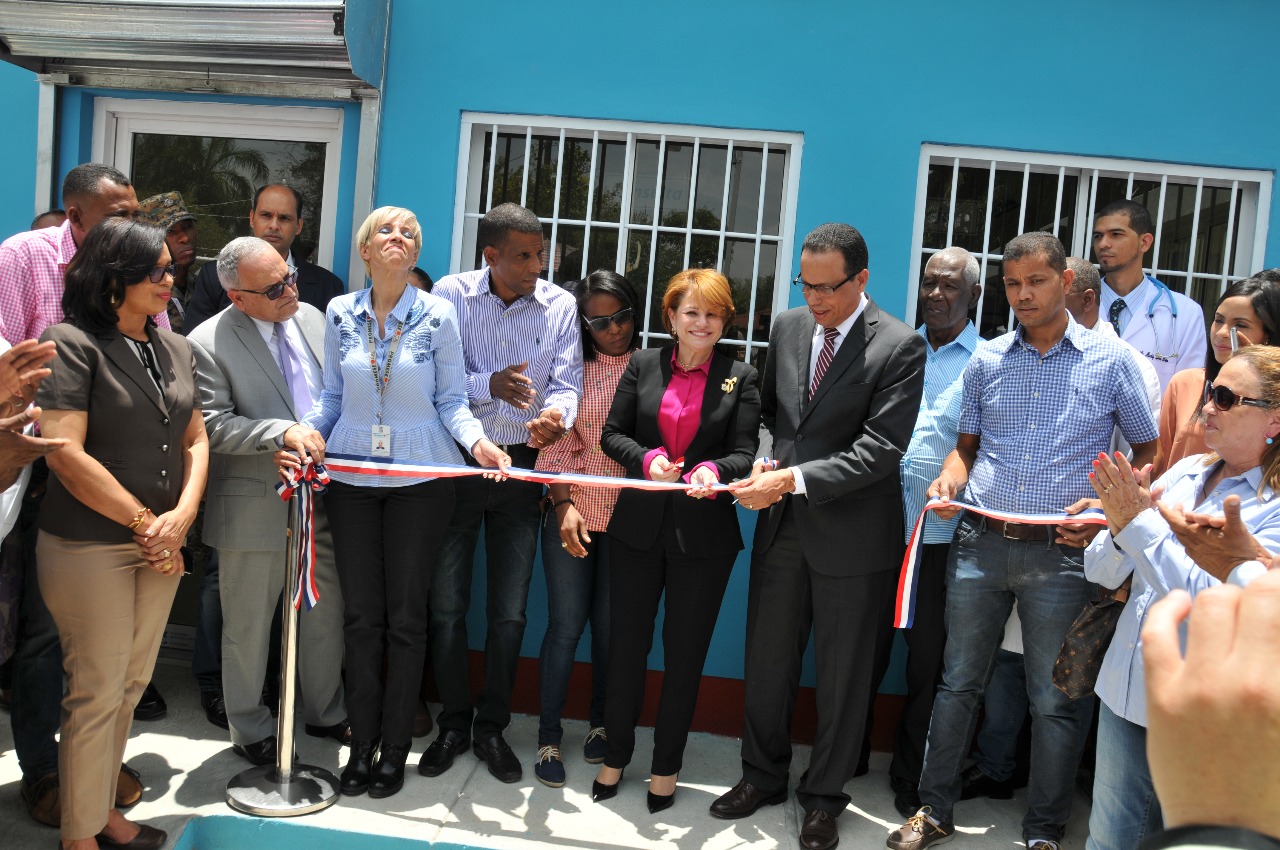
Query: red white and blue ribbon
322 452 730 492
275 459 331 611
893 499 1107 628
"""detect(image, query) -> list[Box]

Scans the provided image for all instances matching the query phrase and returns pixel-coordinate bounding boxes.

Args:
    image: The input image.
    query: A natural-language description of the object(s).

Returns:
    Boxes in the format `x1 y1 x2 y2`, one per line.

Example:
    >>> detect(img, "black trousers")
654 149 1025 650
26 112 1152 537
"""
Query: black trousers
325 478 455 746
889 541 950 790
740 500 897 815
603 502 736 776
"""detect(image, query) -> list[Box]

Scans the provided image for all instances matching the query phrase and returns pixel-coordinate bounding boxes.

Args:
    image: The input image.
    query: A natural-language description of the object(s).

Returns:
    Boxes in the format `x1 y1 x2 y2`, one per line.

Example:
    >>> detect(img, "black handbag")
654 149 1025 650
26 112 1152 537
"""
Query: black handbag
1052 580 1131 700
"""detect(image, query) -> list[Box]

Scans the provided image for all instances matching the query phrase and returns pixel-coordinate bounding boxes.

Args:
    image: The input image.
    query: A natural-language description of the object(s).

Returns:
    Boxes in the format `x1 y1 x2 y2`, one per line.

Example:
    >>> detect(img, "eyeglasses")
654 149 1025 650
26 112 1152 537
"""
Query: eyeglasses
1204 380 1272 412
792 272 856 296
239 268 299 301
148 263 176 283
582 307 634 332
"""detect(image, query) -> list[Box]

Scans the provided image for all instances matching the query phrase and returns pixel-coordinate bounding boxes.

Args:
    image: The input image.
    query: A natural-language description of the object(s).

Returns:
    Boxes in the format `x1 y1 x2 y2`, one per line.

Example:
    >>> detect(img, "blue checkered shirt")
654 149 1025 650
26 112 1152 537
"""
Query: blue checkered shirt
959 314 1159 514
902 322 980 543
433 268 582 445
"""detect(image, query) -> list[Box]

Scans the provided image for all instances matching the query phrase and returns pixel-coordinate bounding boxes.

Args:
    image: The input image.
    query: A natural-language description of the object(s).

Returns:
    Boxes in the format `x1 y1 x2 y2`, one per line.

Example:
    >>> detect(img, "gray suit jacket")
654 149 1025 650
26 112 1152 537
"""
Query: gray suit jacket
188 304 326 551
755 299 926 576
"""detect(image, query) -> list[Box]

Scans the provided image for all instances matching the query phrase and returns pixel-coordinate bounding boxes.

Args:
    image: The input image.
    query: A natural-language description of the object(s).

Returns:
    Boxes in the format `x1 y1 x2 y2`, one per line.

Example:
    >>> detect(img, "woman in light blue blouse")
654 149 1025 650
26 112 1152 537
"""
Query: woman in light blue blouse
301 207 509 799
1084 344 1280 850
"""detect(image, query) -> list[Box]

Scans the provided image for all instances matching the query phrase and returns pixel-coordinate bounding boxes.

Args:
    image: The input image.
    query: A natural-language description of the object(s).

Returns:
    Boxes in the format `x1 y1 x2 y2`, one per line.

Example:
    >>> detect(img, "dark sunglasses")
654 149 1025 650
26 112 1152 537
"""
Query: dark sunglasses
148 263 176 283
239 268 299 301
1204 380 1272 412
582 307 634 332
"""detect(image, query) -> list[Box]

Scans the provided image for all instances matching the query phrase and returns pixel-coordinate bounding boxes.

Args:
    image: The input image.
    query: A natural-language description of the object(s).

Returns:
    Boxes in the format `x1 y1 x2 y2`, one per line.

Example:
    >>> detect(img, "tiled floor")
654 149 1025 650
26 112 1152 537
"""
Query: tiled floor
1 659 1090 849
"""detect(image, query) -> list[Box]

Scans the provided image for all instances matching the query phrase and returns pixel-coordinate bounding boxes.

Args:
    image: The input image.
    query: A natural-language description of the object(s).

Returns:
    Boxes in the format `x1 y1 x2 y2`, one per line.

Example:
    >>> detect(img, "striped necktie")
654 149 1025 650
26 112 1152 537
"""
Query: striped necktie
810 326 840 399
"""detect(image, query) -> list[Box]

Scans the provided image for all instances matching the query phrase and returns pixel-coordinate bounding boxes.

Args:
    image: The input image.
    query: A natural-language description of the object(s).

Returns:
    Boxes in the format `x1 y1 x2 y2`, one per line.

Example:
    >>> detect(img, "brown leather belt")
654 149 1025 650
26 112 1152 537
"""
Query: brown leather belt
984 518 1054 541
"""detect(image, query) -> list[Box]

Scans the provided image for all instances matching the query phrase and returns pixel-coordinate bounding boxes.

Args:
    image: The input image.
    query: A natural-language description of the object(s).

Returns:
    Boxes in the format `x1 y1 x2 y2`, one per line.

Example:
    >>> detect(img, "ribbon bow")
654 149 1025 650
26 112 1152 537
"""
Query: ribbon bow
275 458 330 611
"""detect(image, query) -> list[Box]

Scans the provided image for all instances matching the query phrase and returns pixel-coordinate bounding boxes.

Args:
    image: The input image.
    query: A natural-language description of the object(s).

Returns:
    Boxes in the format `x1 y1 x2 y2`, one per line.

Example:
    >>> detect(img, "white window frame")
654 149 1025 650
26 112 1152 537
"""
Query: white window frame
91 97 345 271
906 144 1273 330
450 112 804 359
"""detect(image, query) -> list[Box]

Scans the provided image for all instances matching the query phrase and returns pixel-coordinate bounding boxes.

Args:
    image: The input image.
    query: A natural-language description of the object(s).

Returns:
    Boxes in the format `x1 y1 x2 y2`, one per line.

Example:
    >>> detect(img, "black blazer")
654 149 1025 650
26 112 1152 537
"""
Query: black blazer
183 257 345 333
754 300 926 576
601 346 760 558
36 322 199 544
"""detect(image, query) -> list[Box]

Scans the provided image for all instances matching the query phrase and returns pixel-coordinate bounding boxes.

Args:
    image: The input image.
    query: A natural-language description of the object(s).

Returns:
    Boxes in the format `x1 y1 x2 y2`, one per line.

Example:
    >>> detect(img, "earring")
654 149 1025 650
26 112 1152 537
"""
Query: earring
1268 436 1275 445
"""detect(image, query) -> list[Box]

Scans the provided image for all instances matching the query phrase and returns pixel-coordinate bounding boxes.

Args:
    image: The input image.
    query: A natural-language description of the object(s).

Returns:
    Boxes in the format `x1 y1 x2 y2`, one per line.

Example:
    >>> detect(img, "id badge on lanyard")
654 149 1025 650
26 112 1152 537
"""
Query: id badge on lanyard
366 313 406 457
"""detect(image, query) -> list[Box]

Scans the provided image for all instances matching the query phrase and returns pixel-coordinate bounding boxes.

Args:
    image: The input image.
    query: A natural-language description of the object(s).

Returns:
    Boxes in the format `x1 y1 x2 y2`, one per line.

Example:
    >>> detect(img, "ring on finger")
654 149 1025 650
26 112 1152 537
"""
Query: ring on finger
1103 485 1115 494
161 548 171 558
561 542 568 549
161 560 174 572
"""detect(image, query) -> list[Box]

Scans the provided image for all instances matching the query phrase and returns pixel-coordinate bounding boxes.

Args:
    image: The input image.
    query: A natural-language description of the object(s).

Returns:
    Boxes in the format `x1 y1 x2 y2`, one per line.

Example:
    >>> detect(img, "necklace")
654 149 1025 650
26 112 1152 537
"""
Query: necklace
676 346 706 370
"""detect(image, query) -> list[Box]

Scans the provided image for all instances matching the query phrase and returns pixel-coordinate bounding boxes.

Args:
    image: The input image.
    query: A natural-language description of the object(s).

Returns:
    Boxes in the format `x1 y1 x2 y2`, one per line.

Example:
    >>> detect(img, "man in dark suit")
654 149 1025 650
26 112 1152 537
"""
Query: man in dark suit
184 184 344 332
716 223 927 850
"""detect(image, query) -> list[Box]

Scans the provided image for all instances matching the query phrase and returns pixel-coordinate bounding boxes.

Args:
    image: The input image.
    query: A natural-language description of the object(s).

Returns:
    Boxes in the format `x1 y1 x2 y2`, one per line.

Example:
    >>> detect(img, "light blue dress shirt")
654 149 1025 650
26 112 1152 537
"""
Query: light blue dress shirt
305 285 486 487
1085 454 1280 726
901 322 979 543
959 314 1159 514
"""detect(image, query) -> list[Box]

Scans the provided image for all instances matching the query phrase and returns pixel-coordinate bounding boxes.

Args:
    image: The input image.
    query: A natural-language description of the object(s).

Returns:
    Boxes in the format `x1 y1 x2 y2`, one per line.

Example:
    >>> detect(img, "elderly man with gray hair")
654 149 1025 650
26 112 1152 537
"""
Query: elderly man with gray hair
186 236 347 766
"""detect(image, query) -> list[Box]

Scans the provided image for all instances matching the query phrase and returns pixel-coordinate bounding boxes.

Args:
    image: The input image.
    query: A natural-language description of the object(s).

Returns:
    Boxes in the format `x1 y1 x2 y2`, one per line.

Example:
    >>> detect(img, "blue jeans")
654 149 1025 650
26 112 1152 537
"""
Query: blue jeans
974 648 1027 782
1086 702 1162 850
917 517 1093 841
192 547 222 694
537 520 610 745
430 459 542 738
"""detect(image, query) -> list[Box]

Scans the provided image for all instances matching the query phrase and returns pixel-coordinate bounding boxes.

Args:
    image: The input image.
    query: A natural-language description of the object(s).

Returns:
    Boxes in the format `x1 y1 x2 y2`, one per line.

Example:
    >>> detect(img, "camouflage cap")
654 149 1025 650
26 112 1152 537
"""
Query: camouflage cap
138 191 196 230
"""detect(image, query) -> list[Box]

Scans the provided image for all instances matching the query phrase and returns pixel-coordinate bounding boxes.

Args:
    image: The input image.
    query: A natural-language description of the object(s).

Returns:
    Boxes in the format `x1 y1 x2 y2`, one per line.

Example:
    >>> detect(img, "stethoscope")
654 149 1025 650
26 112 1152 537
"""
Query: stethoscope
1116 277 1180 362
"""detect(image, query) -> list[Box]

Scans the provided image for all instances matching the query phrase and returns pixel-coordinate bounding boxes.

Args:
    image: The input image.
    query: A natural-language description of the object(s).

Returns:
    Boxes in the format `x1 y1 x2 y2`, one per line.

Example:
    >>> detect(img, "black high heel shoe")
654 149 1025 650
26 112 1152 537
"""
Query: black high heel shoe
368 742 411 798
647 775 677 814
592 768 624 802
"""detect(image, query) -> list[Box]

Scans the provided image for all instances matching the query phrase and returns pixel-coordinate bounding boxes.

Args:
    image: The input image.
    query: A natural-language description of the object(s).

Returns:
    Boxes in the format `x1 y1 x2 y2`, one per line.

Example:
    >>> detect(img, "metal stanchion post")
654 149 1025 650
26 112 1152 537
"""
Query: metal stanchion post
227 487 339 816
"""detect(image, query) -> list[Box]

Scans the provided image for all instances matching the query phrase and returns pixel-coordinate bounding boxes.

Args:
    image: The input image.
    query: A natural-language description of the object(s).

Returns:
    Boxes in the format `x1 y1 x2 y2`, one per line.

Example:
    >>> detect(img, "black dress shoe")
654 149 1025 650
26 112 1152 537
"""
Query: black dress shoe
368 742 411 798
893 784 923 819
232 736 278 766
132 683 166 721
959 763 1015 800
591 768 623 802
200 690 228 730
341 739 378 796
473 733 522 783
95 822 168 850
709 778 787 819
800 809 840 850
305 720 351 745
418 729 470 777
647 790 675 814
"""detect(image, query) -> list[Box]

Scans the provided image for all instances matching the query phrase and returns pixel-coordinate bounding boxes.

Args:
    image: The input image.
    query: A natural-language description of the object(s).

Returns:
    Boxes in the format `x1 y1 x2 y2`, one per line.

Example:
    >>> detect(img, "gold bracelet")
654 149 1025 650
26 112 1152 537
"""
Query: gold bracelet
126 507 151 531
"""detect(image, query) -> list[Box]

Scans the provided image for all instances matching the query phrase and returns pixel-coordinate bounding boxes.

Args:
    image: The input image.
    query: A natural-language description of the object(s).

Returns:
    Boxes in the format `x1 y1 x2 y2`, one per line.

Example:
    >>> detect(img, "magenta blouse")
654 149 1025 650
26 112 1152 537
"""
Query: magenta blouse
641 348 720 490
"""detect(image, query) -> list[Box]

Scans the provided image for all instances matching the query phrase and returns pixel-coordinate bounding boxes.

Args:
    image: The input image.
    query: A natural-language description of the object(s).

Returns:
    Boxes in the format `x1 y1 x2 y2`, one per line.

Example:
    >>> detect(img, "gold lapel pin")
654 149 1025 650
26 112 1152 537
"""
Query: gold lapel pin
721 376 737 393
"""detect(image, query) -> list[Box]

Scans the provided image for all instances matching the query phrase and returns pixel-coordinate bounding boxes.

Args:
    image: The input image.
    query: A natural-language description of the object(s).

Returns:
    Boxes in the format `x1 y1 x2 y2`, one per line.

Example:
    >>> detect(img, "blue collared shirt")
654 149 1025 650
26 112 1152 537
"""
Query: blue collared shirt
959 314 1159 514
1085 455 1280 725
433 267 582 445
902 322 979 543
304 286 486 487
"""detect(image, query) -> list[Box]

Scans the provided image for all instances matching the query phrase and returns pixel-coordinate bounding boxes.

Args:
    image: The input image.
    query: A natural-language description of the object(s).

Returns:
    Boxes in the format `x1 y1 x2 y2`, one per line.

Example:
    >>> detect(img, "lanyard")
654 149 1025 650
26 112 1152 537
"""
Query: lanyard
365 313 406 417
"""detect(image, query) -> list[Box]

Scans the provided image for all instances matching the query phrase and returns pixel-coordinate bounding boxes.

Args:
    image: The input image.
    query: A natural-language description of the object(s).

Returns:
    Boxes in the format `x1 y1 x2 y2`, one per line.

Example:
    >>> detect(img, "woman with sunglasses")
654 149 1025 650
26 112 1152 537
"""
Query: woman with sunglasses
295 207 510 799
1154 270 1280 476
1084 343 1280 850
529 270 641 788
36 218 208 850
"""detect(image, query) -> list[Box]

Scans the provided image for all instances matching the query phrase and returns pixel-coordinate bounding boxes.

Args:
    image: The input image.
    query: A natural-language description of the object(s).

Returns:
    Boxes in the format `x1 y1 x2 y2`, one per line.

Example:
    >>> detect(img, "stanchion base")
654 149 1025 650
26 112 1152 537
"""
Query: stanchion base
226 763 340 817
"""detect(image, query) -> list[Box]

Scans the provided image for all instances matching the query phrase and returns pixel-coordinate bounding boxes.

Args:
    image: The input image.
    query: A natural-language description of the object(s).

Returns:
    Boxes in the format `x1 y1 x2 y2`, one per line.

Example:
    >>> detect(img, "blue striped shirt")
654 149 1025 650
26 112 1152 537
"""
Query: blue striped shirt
1086 455 1280 725
304 285 486 487
959 314 1159 514
902 322 979 543
433 268 582 445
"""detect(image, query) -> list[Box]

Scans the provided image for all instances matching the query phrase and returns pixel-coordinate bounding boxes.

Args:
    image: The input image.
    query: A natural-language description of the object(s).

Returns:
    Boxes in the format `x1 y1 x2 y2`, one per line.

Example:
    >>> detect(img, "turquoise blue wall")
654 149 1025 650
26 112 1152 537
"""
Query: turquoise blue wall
4 0 1280 693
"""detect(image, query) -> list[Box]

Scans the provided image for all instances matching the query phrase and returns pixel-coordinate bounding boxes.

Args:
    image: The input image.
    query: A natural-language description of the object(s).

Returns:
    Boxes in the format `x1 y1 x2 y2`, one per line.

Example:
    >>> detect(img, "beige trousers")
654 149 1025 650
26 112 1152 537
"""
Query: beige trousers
37 532 180 839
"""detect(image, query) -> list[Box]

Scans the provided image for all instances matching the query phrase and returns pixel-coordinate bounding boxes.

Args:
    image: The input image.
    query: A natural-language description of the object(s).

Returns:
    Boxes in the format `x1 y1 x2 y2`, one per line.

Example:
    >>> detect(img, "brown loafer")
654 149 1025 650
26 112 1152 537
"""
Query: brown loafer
96 822 167 850
887 807 955 850
20 772 59 828
116 763 143 808
801 809 840 850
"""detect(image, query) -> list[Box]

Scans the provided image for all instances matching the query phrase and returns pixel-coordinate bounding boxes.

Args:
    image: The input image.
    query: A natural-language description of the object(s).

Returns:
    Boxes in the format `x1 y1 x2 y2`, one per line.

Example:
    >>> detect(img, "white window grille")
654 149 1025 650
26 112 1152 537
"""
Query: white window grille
907 144 1273 338
451 113 804 369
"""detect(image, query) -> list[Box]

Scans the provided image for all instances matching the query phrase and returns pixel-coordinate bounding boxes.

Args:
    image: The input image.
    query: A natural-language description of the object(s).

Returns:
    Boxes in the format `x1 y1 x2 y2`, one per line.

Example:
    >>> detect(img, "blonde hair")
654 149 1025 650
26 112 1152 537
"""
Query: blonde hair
1202 345 1280 494
356 206 423 277
661 268 736 335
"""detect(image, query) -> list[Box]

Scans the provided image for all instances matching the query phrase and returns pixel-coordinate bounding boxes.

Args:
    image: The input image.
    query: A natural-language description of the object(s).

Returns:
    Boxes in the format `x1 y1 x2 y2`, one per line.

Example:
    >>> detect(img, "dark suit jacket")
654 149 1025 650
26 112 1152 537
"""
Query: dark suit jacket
601 346 760 558
755 299 926 576
36 322 198 544
183 257 345 333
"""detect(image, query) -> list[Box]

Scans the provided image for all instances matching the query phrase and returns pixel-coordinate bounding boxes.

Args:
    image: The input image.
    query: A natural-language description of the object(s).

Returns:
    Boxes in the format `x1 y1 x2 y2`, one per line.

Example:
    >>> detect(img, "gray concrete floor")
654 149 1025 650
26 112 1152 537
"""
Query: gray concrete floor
1 659 1090 849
